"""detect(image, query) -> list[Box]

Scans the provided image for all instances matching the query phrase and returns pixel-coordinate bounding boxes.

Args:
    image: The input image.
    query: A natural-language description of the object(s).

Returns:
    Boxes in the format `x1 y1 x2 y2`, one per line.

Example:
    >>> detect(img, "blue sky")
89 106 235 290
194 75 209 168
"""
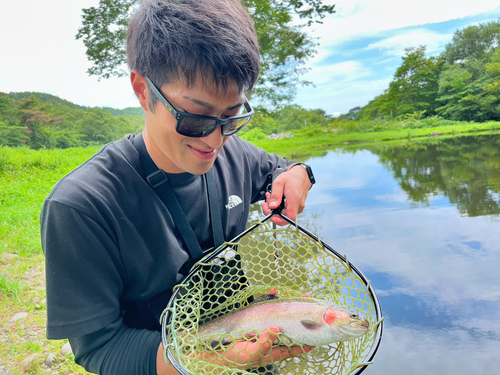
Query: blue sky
1 1 500 115
294 0 500 115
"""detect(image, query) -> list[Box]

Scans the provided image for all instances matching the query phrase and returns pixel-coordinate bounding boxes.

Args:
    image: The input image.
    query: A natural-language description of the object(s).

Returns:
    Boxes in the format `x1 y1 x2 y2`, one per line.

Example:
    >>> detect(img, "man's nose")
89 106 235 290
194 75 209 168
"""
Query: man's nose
200 126 224 149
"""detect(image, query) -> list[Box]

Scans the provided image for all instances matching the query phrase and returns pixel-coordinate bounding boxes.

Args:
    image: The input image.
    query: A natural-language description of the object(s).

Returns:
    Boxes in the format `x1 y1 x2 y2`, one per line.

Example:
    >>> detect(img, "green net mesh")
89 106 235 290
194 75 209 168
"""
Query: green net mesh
162 217 383 375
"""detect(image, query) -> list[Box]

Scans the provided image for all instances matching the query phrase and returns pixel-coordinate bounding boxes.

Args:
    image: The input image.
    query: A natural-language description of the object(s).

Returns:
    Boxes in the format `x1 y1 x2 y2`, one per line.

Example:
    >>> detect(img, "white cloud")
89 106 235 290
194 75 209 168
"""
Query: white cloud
366 29 454 56
313 0 500 42
375 191 410 203
370 324 500 375
333 207 500 304
294 1 500 112
303 60 373 84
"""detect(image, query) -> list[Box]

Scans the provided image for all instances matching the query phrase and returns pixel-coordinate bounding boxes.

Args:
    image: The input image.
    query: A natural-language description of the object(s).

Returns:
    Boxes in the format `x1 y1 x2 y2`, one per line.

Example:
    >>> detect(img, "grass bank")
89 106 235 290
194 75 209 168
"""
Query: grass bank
244 119 500 159
0 146 99 374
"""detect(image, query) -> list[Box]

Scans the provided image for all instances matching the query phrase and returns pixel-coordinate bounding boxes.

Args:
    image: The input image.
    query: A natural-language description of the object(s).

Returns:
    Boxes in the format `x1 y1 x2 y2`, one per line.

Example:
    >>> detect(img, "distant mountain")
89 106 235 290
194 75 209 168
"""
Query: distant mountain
8 92 87 110
7 91 143 117
100 107 144 116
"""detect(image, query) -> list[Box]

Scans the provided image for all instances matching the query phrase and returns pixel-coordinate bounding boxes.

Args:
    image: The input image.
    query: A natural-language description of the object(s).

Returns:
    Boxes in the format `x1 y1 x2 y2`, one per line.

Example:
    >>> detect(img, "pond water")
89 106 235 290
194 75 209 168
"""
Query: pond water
256 134 500 374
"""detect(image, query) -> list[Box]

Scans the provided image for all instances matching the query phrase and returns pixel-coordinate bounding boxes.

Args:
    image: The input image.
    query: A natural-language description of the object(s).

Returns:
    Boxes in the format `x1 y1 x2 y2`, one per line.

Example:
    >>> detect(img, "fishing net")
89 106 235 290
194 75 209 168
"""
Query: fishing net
161 211 383 375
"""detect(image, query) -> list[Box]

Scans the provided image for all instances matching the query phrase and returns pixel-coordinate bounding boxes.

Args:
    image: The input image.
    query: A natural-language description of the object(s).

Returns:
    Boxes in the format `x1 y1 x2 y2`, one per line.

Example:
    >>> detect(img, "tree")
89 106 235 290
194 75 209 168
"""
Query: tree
76 107 132 145
478 49 500 120
348 46 443 121
352 95 387 121
337 106 361 121
436 64 479 121
383 46 443 118
1 92 145 149
442 19 500 64
273 105 329 132
0 95 28 147
75 0 335 107
437 48 500 122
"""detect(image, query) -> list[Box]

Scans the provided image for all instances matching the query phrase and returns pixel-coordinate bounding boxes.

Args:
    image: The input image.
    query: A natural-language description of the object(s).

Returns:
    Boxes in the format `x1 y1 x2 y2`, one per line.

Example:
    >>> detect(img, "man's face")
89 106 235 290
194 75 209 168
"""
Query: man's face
142 76 246 175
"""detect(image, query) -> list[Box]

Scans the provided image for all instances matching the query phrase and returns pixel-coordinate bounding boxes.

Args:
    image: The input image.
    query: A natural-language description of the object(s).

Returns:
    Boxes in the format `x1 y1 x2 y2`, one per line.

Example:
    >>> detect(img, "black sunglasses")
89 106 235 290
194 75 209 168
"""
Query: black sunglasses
146 76 254 138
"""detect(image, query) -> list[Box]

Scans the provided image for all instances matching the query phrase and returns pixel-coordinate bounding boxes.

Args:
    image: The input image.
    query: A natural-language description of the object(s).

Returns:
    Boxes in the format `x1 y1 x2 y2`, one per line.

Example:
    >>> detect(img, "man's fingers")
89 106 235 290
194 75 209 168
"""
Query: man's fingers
263 193 288 226
243 326 279 364
283 195 299 221
275 345 314 361
261 200 271 215
269 180 285 209
261 344 314 364
210 326 311 367
258 326 279 354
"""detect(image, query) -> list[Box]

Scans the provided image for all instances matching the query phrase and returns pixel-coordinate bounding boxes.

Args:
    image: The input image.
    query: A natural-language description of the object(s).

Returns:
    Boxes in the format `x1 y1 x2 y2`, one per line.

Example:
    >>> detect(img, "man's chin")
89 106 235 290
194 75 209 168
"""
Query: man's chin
185 161 215 175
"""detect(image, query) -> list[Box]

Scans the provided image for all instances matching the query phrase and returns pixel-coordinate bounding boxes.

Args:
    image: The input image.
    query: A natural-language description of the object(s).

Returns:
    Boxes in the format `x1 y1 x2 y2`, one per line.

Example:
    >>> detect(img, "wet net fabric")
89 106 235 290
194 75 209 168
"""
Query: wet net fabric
161 218 383 375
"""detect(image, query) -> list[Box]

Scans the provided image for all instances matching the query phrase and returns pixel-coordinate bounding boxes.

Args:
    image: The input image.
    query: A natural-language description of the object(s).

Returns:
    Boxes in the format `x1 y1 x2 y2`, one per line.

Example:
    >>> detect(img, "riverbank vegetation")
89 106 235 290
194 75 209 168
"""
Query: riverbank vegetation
240 118 500 159
0 92 144 149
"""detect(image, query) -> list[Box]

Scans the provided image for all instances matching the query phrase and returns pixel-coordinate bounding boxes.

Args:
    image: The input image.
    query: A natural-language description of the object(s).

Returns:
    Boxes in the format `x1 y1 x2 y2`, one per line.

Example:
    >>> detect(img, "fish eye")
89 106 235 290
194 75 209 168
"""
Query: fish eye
349 313 358 319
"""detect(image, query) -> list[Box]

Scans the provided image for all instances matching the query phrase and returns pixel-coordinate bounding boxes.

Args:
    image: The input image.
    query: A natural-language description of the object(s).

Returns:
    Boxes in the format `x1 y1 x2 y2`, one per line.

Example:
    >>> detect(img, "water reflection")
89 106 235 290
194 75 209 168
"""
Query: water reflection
249 134 500 374
368 135 500 217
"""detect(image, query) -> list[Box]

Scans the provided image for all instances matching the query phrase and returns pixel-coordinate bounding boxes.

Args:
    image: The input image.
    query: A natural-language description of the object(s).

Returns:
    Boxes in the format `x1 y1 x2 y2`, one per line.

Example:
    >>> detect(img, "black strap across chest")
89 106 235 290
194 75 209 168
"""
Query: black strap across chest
133 132 224 262
120 134 226 329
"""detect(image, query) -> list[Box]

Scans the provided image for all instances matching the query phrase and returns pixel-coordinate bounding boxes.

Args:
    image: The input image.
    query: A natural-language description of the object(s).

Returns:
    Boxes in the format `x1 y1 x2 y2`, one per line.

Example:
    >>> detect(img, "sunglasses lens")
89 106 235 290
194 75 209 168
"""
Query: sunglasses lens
176 102 253 138
222 117 252 136
177 117 218 137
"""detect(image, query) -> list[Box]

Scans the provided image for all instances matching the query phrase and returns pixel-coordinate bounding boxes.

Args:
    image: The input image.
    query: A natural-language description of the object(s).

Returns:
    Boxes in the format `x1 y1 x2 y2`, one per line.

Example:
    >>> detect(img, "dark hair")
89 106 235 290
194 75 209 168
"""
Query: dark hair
127 0 260 111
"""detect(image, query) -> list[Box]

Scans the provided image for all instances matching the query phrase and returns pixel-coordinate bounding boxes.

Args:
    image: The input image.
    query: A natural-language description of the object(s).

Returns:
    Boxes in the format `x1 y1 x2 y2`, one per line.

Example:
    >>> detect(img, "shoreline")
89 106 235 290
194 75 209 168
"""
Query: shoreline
246 122 500 159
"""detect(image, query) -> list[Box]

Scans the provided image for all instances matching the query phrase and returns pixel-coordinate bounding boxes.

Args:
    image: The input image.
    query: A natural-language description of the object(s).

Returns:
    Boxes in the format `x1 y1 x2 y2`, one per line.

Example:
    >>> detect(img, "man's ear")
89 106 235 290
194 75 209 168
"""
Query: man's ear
130 69 150 112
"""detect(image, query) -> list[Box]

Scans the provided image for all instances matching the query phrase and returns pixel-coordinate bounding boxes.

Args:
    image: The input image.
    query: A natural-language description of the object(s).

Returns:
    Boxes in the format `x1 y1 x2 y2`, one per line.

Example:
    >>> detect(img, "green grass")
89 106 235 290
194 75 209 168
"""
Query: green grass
0 274 23 299
0 145 98 374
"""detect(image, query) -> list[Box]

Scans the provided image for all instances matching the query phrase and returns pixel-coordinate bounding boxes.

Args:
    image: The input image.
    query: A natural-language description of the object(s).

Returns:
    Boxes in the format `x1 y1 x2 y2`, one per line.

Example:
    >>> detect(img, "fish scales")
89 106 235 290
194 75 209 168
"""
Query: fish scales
198 297 369 347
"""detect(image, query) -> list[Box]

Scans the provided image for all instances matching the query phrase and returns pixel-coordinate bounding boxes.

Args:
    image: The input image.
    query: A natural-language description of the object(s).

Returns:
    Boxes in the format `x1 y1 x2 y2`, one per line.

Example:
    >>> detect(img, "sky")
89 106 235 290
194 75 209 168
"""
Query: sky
1 1 500 116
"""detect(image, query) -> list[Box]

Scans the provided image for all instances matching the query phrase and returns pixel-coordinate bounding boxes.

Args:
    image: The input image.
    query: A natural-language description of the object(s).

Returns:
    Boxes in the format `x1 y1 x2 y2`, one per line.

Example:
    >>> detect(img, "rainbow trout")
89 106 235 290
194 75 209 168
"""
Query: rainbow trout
198 296 369 347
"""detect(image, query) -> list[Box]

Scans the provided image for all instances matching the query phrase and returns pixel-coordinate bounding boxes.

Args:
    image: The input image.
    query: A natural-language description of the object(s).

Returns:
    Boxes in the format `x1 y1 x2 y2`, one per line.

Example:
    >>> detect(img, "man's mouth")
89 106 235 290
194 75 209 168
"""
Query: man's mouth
188 145 217 160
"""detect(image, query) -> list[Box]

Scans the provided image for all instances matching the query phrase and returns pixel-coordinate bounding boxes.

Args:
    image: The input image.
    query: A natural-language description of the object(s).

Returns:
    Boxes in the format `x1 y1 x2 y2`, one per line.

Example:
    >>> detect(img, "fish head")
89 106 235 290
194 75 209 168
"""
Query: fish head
322 307 370 339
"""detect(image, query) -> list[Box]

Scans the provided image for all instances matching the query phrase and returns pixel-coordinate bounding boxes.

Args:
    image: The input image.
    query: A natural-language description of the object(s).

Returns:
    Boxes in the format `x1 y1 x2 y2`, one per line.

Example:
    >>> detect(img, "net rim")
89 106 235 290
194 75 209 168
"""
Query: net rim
161 211 384 375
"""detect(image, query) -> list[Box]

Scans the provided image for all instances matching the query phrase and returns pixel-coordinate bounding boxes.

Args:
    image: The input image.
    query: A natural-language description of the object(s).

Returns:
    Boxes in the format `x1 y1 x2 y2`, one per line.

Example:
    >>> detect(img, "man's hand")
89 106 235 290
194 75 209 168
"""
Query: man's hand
157 344 179 374
199 326 312 369
261 164 312 225
158 327 313 374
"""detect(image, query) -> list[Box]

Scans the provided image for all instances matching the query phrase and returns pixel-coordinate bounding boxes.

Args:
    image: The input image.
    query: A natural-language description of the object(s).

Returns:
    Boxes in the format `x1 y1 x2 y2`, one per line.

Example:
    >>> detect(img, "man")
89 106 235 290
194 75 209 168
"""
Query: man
41 0 314 374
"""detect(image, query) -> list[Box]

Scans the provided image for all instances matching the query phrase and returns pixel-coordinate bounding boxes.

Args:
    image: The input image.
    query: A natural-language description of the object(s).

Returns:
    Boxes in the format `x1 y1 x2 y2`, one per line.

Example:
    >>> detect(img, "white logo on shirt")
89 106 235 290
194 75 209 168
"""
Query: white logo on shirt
225 195 243 210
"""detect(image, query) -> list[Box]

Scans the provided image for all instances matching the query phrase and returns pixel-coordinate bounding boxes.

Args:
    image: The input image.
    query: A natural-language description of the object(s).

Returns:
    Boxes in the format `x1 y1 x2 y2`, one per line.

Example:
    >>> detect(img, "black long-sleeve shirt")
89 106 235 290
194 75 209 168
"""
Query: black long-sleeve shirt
41 134 290 374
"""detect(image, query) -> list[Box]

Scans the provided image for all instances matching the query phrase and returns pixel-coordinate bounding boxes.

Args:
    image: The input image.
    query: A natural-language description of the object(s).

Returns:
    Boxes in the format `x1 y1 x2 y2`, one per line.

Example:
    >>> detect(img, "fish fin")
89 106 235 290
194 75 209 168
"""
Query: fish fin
210 340 222 350
278 335 293 346
301 320 323 331
244 332 257 339
221 336 233 346
253 293 280 303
